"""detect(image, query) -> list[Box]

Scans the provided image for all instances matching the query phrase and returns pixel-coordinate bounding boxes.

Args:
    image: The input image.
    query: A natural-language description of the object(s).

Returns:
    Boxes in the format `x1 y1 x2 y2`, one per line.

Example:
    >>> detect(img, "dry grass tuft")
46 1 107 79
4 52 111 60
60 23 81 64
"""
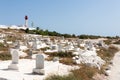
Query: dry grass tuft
45 51 74 58
59 58 74 65
97 45 118 61
45 56 54 61
45 64 100 80
0 53 11 60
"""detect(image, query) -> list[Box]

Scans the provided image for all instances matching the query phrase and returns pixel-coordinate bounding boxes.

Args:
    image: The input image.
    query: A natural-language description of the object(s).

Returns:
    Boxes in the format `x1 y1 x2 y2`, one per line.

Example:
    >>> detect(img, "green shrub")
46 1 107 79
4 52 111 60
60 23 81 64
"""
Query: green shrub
103 39 112 45
40 47 50 51
45 51 74 58
97 45 119 75
97 46 118 61
113 40 120 44
59 58 74 65
0 43 4 47
0 53 11 60
45 74 77 80
71 64 98 80
45 64 99 80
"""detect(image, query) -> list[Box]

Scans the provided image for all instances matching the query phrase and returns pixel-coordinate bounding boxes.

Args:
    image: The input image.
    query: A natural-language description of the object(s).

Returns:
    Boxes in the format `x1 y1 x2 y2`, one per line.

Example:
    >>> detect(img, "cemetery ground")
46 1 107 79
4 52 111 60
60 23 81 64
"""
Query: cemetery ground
0 43 118 80
0 29 119 80
45 45 119 80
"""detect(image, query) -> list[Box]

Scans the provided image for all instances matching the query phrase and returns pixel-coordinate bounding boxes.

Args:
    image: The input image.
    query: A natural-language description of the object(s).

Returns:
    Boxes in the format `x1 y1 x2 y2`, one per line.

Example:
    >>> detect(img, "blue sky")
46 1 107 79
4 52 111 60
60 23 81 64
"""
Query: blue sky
0 0 120 36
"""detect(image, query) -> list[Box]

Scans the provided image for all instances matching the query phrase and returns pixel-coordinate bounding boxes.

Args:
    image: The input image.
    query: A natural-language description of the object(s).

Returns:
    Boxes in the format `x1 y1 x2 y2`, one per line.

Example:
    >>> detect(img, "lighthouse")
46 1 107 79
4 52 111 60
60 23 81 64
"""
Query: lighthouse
25 15 28 27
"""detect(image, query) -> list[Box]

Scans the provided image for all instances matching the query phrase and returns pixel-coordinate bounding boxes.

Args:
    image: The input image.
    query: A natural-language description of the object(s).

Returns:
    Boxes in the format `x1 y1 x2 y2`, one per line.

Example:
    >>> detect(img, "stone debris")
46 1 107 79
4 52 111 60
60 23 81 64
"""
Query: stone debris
73 41 105 69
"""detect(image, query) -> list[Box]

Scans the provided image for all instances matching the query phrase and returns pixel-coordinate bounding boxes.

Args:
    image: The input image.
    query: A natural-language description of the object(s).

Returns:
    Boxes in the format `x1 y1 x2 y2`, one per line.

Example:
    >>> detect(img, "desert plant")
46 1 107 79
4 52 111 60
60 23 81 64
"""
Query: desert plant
71 64 99 80
45 56 54 61
103 39 112 45
0 53 11 60
45 51 74 58
59 58 74 65
0 43 4 47
113 40 120 44
45 74 77 80
97 46 118 61
0 43 9 51
45 64 100 80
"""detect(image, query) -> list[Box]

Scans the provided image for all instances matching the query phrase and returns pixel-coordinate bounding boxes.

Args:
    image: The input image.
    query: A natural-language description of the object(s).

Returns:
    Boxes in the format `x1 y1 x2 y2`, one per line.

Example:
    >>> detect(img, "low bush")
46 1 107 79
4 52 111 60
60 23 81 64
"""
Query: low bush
0 43 9 51
0 43 4 47
113 40 120 44
45 51 74 58
45 64 99 80
45 56 54 61
97 45 119 75
45 74 76 80
103 39 112 45
40 47 50 51
97 46 118 61
45 46 119 80
59 58 74 65
72 64 99 80
0 53 11 60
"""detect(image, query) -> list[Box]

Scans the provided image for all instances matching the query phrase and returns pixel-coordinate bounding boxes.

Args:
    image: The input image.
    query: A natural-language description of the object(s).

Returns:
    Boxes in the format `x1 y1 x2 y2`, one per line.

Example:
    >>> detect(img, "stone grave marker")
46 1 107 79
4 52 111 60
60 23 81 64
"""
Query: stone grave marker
8 49 19 70
33 54 45 75
28 49 32 59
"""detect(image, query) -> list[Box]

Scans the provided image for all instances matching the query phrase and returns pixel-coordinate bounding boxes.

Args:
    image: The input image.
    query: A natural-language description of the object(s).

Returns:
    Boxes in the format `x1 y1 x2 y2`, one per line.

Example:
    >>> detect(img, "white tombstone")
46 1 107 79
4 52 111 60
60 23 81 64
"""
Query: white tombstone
33 54 45 75
32 38 37 50
28 49 32 59
58 44 62 52
8 49 19 70
15 40 20 49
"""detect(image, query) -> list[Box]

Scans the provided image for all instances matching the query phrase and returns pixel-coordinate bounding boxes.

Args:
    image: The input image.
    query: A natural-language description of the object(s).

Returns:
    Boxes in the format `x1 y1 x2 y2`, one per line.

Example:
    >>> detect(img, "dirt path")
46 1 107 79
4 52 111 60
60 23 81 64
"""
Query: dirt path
108 45 120 80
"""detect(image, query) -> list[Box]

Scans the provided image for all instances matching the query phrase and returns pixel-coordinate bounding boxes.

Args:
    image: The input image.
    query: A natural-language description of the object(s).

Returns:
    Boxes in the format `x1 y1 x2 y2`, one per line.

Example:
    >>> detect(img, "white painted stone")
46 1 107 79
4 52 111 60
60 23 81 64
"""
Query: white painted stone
33 54 45 75
36 54 44 69
58 44 62 52
32 41 37 50
28 49 32 59
8 49 19 70
12 50 19 64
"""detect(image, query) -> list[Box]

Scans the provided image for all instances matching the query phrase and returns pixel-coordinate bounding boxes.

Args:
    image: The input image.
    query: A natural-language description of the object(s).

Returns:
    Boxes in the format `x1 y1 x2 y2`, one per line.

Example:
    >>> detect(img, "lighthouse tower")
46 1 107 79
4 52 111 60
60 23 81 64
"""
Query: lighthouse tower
25 15 28 27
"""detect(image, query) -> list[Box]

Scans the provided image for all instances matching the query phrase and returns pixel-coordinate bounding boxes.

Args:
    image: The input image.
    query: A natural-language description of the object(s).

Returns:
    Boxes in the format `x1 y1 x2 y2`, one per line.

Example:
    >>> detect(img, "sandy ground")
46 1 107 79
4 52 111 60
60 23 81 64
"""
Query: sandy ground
0 59 78 80
108 45 120 80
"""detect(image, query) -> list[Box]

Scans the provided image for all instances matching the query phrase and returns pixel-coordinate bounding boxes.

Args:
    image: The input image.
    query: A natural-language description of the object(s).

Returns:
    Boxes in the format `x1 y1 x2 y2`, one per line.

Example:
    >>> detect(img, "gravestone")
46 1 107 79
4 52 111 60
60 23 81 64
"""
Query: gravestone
8 49 19 70
33 54 45 75
84 41 93 51
28 49 32 59
32 40 37 50
15 40 20 49
58 44 62 52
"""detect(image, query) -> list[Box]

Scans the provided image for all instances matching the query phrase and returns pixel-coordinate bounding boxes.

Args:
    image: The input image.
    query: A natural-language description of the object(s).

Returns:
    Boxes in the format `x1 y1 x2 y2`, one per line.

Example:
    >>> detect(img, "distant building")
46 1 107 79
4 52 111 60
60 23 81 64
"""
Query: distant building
25 15 28 27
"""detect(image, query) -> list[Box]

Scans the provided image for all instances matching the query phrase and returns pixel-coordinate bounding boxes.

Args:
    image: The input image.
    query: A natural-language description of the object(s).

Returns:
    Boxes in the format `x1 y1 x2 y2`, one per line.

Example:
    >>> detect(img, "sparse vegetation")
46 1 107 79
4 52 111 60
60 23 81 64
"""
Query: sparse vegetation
59 58 74 65
40 47 50 51
45 56 54 61
113 40 120 44
45 64 101 80
103 39 112 45
25 28 29 33
0 53 11 60
0 43 5 47
97 46 118 61
78 34 101 39
0 43 8 51
45 51 74 58
45 51 75 65
97 45 119 76
45 74 76 80
45 45 119 80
